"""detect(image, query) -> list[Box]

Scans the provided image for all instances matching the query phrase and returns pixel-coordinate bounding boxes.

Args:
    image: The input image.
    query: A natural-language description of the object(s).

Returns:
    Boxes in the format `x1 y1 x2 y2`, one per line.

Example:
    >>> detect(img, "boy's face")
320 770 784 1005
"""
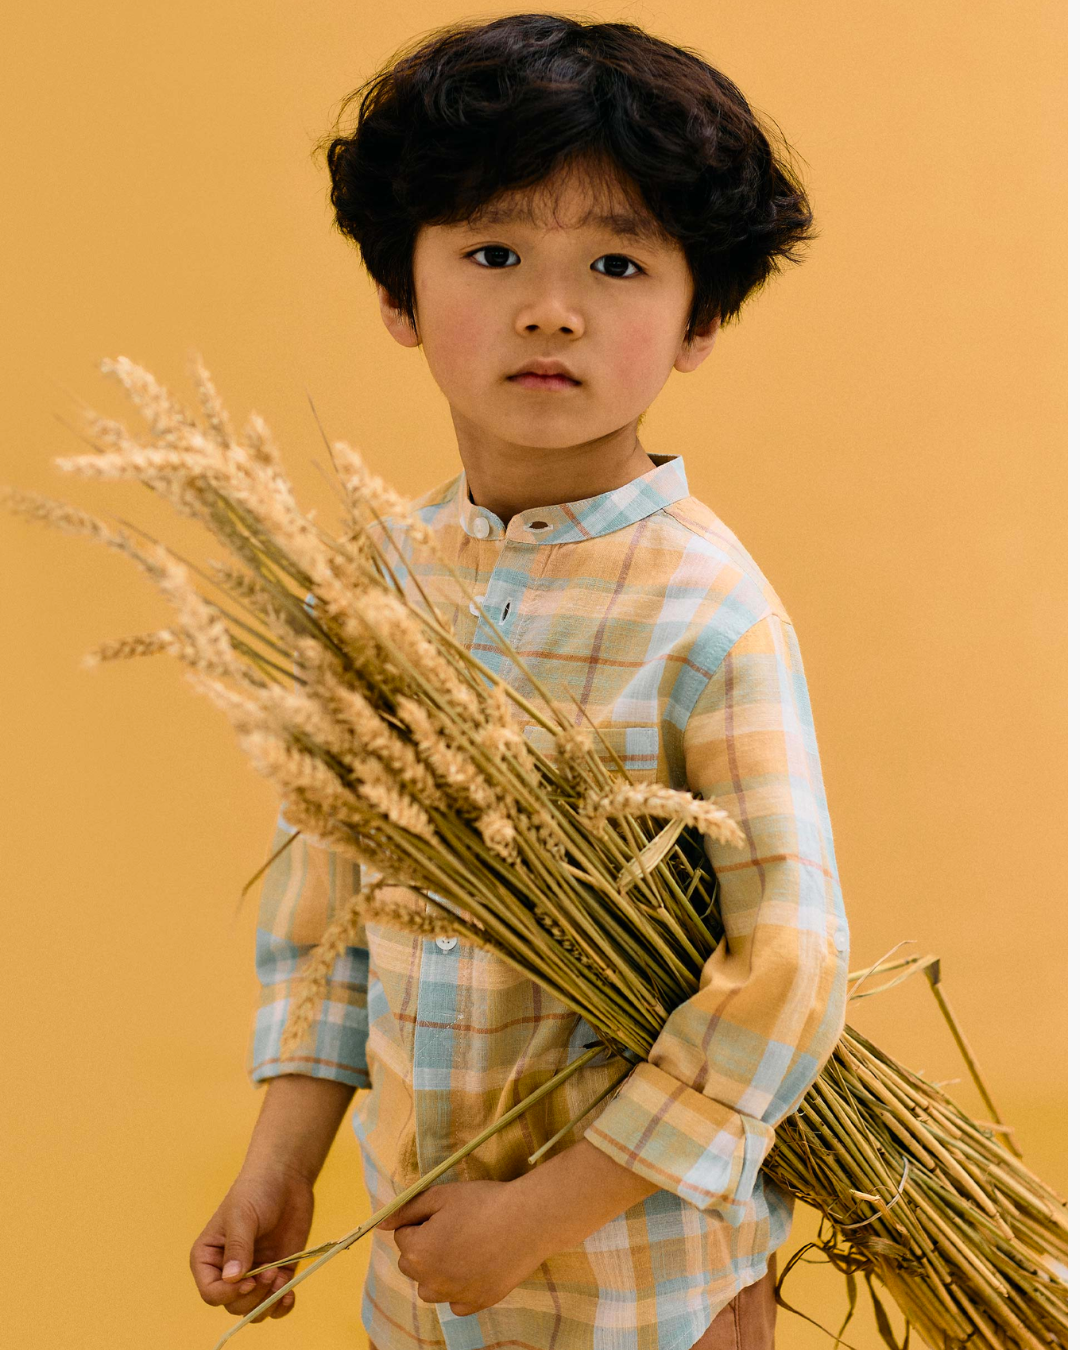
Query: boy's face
377 162 719 453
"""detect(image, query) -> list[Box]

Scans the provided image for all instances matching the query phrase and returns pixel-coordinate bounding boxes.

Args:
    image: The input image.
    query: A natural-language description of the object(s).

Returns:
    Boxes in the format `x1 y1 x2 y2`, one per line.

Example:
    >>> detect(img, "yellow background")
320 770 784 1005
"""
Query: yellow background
0 3 1064 1347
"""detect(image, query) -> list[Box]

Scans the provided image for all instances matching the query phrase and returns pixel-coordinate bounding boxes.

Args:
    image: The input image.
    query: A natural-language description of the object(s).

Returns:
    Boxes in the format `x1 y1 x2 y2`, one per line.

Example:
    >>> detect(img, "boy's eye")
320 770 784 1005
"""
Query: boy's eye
468 245 520 268
465 246 644 278
592 254 643 278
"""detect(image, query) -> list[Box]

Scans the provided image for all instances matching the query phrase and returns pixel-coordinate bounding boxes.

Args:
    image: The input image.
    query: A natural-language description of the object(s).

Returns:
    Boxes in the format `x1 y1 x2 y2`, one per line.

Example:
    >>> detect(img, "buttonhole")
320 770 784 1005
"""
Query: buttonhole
527 520 551 531
501 601 512 622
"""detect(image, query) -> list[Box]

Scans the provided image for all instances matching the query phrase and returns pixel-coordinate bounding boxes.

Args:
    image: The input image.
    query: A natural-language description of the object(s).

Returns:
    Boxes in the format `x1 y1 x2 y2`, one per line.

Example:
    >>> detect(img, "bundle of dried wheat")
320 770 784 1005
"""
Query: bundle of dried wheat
3 358 1065 1350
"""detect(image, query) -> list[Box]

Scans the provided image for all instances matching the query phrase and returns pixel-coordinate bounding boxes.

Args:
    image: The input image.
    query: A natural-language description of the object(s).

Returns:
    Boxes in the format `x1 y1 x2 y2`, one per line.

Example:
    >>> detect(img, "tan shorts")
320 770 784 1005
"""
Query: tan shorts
690 1254 778 1350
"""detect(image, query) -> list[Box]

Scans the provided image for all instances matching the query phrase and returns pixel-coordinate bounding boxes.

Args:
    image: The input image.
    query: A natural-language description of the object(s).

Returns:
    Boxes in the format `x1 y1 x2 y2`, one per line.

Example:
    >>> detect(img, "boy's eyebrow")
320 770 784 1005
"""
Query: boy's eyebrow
467 203 670 245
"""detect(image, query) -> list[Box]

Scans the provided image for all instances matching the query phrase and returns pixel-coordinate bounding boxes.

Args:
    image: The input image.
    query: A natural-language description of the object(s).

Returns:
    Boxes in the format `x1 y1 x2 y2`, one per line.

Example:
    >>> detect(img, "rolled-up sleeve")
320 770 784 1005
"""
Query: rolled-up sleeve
249 809 372 1090
584 611 849 1225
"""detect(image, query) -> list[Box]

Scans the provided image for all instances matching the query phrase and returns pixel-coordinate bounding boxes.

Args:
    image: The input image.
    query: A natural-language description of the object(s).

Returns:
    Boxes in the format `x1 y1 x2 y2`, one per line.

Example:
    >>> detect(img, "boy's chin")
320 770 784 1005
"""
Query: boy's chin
479 414 631 452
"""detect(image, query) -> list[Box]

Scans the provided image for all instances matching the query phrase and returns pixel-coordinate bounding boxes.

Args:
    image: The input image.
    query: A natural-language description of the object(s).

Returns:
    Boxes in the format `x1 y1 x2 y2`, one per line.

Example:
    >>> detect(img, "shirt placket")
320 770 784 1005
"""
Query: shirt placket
411 522 536 1167
412 520 540 1350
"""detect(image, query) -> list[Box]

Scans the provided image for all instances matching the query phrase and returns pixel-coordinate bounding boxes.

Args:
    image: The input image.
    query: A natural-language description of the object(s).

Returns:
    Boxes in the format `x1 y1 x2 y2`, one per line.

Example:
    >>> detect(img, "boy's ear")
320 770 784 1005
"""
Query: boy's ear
376 284 421 349
673 315 722 374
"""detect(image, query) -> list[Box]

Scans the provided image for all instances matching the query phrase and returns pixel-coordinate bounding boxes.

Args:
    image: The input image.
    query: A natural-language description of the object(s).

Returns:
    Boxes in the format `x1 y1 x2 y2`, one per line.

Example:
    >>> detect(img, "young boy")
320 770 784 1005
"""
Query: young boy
190 14 849 1349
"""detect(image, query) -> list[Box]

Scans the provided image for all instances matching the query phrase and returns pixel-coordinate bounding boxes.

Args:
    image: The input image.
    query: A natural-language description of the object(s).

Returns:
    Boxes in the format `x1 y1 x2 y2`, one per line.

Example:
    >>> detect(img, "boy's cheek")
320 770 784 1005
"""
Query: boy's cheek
603 358 669 421
612 316 680 391
422 316 499 393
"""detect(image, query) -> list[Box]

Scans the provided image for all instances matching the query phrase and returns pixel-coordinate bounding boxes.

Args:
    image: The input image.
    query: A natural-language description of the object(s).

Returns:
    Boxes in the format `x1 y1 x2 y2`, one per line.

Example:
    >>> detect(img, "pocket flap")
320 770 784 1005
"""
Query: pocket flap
522 722 659 778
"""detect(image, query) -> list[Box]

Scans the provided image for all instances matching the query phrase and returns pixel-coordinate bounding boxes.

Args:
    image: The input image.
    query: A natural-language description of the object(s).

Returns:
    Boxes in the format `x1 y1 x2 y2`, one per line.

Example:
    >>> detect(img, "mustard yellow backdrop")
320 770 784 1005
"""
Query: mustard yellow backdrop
0 3 1064 1347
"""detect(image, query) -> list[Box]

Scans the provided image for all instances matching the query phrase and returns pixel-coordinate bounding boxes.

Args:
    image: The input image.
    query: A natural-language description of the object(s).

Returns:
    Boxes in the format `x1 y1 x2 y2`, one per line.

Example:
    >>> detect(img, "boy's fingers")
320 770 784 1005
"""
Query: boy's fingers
247 1273 295 1324
267 1269 297 1319
270 1290 297 1319
190 1237 257 1306
224 1283 280 1318
221 1226 255 1283
377 1190 442 1230
253 1272 297 1322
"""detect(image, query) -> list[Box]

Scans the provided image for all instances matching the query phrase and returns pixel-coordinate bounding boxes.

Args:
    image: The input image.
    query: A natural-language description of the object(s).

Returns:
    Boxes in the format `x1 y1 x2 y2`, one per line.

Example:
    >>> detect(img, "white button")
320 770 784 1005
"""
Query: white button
435 936 458 952
468 601 481 617
472 517 491 539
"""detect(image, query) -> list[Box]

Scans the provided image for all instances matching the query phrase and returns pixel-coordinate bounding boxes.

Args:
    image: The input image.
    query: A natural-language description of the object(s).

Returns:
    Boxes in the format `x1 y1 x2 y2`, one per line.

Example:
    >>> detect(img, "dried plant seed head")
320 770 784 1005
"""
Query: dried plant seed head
396 696 498 816
98 356 205 445
478 809 520 863
488 682 516 729
556 727 594 762
82 411 134 454
82 629 184 667
240 729 346 800
188 673 274 735
278 797 370 863
353 773 438 843
359 591 481 719
331 439 437 550
325 684 444 809
235 410 286 474
582 784 746 848
281 879 385 1058
189 353 235 448
478 722 528 763
153 551 243 679
0 486 129 549
519 806 568 863
204 561 297 642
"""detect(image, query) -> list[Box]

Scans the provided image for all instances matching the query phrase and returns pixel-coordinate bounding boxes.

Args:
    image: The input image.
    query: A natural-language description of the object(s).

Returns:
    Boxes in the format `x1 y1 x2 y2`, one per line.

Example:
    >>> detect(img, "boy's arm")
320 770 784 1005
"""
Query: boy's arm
191 1074 356 1317
190 818 371 1320
242 1072 358 1182
581 611 850 1225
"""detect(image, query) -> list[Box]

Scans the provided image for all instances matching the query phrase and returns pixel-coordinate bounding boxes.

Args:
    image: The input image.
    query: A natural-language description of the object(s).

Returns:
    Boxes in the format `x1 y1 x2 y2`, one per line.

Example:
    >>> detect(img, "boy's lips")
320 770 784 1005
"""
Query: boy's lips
507 372 581 391
507 359 582 391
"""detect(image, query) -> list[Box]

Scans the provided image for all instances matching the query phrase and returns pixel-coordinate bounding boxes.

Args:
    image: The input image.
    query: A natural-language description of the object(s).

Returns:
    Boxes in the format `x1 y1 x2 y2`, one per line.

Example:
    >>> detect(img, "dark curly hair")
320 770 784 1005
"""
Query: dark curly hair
321 13 817 344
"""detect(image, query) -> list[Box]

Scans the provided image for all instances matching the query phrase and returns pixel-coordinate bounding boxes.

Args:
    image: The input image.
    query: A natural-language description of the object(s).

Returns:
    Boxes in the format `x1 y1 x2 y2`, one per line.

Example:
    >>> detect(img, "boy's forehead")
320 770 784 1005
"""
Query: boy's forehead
471 200 669 244
458 169 674 246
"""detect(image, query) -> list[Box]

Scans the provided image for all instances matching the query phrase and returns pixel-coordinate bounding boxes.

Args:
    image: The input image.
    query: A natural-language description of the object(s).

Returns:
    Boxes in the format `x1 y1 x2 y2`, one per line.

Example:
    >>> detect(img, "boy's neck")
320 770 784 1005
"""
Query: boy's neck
454 419 657 525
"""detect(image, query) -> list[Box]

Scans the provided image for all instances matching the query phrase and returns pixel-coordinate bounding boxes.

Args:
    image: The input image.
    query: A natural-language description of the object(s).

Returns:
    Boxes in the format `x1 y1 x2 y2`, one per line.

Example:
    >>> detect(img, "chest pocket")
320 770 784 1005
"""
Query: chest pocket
522 722 661 782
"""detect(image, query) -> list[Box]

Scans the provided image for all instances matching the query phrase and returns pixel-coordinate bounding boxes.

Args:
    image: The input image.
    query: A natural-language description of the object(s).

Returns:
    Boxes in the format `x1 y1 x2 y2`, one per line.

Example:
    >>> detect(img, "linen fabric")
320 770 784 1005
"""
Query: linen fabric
249 455 849 1350
369 1256 778 1350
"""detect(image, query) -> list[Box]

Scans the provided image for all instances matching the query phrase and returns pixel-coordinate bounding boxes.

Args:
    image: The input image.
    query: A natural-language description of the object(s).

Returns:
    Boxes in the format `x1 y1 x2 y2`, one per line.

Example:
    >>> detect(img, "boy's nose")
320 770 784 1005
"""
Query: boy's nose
514 296 584 338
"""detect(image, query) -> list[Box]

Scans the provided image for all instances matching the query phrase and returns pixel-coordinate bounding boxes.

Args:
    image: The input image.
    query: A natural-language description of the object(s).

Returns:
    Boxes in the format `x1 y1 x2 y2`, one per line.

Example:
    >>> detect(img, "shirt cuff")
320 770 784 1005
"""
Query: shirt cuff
249 998 372 1089
583 1060 774 1225
249 930 372 1090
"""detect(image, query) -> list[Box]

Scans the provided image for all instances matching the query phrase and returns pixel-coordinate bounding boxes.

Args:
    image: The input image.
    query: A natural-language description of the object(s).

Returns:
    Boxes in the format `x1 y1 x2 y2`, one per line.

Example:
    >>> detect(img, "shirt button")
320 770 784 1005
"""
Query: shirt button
468 600 481 617
472 518 491 539
435 936 458 952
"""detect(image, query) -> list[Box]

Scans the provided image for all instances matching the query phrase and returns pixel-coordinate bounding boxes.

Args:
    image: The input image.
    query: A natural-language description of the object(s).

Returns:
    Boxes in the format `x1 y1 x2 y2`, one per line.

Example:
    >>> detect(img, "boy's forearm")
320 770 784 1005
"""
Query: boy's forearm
509 1138 659 1252
242 1074 358 1184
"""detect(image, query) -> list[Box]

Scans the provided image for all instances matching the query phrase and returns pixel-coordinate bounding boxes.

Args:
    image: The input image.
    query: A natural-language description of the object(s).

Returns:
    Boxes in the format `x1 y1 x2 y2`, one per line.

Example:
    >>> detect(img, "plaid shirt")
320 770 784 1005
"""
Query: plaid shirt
250 455 849 1350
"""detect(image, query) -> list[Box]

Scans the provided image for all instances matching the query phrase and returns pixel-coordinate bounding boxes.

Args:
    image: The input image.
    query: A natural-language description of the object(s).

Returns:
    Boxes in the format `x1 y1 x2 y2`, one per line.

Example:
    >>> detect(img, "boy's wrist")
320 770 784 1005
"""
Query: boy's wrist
507 1138 660 1254
243 1073 357 1185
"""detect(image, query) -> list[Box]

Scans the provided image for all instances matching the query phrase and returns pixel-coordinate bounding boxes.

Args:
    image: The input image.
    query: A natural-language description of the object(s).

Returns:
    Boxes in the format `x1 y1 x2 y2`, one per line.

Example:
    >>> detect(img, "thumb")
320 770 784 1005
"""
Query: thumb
221 1211 257 1282
377 1188 444 1231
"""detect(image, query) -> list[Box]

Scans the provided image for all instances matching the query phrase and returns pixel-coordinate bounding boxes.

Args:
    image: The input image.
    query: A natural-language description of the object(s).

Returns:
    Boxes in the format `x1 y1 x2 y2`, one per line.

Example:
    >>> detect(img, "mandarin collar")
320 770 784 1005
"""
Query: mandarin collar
455 454 689 545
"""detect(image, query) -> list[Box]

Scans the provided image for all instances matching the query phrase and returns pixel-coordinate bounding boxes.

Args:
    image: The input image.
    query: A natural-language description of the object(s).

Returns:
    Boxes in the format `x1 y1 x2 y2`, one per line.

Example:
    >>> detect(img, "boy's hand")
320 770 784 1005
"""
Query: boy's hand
378 1179 552 1316
379 1140 661 1317
189 1165 315 1323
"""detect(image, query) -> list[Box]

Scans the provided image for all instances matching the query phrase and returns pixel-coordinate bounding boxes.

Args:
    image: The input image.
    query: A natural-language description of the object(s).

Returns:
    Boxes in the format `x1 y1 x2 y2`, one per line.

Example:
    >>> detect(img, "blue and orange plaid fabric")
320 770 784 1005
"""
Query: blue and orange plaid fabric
250 455 850 1350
